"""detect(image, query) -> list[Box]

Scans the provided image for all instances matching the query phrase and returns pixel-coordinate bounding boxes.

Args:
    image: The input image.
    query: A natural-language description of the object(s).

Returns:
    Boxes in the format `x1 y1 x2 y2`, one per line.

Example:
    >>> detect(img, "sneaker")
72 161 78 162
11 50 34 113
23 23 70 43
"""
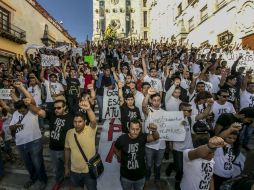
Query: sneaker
242 145 251 151
23 180 34 189
51 182 61 190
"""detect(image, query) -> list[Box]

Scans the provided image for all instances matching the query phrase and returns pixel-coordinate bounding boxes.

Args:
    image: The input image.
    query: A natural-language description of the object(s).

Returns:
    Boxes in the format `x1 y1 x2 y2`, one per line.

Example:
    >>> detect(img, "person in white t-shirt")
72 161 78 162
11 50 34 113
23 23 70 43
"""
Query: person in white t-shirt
181 136 226 190
9 99 47 189
40 68 64 111
211 89 236 128
142 88 164 187
141 53 163 97
239 74 254 151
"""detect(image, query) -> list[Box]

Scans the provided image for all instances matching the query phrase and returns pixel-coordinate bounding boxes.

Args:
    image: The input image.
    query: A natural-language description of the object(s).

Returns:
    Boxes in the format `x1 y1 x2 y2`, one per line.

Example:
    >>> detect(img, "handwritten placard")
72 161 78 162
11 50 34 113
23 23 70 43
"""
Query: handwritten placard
222 50 254 70
0 89 12 100
72 48 83 56
84 55 94 67
149 110 186 141
102 88 120 119
41 54 60 67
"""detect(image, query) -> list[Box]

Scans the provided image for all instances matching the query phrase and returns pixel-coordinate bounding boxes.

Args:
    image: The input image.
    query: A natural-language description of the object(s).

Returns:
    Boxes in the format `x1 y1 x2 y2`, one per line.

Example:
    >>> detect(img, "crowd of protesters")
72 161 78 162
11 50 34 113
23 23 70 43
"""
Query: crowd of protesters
0 38 254 190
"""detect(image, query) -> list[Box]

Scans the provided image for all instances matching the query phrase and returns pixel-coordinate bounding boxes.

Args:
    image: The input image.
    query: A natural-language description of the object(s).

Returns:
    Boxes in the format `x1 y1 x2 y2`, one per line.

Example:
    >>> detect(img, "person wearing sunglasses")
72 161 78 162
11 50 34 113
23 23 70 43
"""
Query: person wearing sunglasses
211 89 236 129
24 99 74 190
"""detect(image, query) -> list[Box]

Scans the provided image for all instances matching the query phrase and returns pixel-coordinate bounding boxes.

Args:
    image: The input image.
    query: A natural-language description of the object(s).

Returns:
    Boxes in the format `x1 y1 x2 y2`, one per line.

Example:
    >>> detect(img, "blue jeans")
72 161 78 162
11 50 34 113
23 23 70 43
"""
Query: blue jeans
70 171 97 190
120 177 145 190
240 124 254 145
145 147 165 180
50 150 64 183
17 138 47 183
96 95 103 121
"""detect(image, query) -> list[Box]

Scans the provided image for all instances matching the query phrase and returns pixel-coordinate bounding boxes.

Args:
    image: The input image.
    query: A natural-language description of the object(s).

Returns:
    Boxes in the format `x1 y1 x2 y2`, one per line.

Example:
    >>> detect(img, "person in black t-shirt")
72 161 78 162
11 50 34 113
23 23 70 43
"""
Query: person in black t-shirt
64 68 80 114
220 75 237 108
114 119 159 190
26 100 75 190
118 81 141 133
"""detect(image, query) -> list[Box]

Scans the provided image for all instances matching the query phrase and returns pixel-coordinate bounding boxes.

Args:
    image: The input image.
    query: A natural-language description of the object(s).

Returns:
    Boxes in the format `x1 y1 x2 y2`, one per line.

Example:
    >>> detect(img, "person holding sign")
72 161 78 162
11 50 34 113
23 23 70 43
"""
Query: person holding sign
114 119 159 190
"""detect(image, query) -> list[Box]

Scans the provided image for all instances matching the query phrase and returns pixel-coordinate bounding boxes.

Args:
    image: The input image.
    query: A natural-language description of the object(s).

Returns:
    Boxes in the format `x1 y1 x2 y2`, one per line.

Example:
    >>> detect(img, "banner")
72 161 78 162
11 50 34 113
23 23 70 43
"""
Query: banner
0 89 12 100
41 54 60 67
102 88 120 120
222 50 254 70
97 119 122 190
55 45 71 53
72 48 82 56
84 55 94 67
148 110 186 141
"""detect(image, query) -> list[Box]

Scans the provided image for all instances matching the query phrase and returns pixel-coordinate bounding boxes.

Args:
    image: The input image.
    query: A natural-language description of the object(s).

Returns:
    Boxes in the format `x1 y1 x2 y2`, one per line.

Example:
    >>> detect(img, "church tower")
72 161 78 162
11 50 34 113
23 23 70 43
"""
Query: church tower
93 0 149 41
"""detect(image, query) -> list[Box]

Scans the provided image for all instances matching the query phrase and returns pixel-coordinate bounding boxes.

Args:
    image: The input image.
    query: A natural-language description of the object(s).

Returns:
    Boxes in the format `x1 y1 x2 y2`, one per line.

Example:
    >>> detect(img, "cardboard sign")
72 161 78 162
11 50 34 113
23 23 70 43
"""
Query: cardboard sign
72 48 82 56
41 54 60 67
84 55 94 67
0 89 12 100
102 88 120 119
148 110 186 141
55 45 71 53
223 50 254 70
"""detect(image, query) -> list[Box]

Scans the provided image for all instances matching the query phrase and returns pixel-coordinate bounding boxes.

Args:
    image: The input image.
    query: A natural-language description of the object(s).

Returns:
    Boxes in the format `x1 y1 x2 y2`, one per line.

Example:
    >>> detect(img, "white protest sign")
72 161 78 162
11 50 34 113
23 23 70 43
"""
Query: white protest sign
149 110 186 141
55 45 71 53
72 48 82 56
222 50 254 70
41 54 60 67
0 89 12 100
102 88 120 119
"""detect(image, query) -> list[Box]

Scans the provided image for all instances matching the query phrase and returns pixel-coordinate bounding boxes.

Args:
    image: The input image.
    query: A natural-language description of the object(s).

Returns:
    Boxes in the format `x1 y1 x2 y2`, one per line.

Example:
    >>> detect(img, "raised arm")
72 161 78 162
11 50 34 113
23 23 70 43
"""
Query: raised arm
142 87 156 117
118 81 124 106
195 99 214 120
188 136 225 160
79 99 97 128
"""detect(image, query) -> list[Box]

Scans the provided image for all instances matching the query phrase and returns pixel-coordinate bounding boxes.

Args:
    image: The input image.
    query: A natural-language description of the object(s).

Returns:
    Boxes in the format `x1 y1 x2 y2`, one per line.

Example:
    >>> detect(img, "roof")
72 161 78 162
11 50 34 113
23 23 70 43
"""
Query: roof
25 0 78 46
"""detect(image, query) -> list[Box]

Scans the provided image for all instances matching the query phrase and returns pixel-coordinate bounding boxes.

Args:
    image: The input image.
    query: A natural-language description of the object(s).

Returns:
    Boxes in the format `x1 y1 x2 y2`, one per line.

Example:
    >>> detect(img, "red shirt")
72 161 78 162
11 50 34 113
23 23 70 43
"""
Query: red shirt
84 74 93 91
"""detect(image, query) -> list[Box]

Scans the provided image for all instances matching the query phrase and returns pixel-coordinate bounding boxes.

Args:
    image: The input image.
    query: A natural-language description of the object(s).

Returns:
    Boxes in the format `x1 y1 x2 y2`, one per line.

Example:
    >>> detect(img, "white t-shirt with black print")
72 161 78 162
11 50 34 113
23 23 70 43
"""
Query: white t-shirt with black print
44 80 64 103
181 149 215 190
240 90 254 110
144 75 163 92
10 110 42 146
214 145 236 178
211 101 236 128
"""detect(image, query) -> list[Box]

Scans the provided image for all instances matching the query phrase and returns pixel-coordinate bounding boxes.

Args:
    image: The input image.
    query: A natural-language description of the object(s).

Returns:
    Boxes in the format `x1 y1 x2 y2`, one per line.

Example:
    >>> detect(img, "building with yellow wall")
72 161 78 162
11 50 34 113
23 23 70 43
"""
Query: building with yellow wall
0 0 77 63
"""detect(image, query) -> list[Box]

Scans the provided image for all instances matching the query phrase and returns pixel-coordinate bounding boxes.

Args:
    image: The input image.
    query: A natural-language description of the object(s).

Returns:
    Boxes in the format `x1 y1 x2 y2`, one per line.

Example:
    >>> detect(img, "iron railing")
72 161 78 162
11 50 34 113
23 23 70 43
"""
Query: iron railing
0 17 27 44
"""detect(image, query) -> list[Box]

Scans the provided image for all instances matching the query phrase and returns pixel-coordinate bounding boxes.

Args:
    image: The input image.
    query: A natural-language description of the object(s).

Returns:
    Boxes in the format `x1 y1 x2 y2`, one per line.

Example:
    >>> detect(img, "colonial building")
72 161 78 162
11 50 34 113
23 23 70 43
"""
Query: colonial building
0 0 77 63
148 0 254 48
92 0 149 41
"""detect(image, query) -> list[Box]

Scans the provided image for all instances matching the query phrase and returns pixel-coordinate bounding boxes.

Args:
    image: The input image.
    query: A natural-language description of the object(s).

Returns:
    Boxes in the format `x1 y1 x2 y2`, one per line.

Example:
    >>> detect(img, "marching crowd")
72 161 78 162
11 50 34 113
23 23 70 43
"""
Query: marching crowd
0 39 254 190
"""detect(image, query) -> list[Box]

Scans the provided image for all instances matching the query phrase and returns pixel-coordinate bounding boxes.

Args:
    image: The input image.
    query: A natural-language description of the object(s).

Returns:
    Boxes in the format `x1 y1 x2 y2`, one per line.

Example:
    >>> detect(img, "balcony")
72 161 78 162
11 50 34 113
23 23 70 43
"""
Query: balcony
0 19 27 44
188 0 198 6
217 0 227 10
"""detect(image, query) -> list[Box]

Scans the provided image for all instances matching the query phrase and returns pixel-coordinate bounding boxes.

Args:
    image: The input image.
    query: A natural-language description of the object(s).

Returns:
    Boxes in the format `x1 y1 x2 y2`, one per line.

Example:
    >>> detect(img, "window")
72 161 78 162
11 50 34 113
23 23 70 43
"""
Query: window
177 3 182 16
144 31 148 40
217 0 227 9
200 5 208 22
143 11 147 27
0 6 10 31
188 17 194 31
143 0 147 7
